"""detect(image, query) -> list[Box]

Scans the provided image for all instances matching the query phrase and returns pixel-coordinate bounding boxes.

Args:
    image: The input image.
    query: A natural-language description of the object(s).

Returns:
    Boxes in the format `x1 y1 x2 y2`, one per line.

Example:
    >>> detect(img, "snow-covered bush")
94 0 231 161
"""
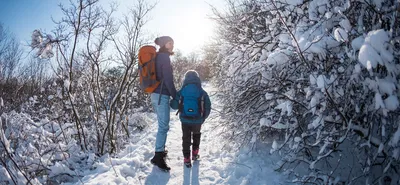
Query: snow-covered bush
213 0 400 184
0 77 150 184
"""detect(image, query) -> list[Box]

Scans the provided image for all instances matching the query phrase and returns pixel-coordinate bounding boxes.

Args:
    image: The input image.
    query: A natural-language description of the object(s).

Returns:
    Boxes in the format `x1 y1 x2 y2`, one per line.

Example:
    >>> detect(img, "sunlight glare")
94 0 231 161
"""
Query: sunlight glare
171 10 214 54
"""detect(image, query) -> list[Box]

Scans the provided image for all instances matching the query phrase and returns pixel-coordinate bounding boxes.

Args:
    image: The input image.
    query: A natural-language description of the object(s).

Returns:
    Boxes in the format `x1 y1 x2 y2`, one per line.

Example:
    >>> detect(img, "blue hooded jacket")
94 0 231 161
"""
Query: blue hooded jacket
170 71 211 124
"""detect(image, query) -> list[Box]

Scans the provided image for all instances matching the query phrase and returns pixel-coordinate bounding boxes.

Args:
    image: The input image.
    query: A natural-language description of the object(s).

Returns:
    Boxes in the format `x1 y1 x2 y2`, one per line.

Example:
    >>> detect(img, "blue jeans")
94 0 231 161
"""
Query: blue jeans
151 93 170 152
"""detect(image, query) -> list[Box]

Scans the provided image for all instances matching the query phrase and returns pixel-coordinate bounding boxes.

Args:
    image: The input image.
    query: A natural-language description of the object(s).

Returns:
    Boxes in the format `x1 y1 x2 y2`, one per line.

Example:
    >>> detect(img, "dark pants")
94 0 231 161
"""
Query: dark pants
181 123 201 158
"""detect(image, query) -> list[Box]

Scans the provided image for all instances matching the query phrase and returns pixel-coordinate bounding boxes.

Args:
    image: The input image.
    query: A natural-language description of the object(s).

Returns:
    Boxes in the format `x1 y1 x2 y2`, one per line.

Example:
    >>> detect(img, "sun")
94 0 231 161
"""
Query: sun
143 0 218 55
171 12 214 55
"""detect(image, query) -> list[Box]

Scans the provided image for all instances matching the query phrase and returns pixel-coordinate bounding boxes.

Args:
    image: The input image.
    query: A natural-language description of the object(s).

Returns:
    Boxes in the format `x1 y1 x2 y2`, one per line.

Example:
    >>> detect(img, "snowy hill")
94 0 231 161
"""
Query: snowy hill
64 84 288 185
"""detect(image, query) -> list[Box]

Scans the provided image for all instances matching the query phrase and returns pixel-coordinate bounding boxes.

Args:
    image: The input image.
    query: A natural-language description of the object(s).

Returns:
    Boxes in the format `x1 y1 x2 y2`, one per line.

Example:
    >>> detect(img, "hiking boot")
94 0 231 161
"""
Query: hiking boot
184 157 192 168
192 149 200 160
151 152 171 171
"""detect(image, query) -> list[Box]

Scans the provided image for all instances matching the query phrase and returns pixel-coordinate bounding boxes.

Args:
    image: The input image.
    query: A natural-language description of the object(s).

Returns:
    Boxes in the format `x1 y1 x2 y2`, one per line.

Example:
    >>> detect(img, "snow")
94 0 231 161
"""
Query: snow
270 140 279 154
310 93 321 114
311 116 324 129
265 49 292 68
260 117 272 127
49 162 76 178
371 0 384 9
333 27 348 42
383 161 391 174
265 93 274 100
374 92 385 110
63 84 288 185
366 30 389 48
31 30 43 48
351 36 364 51
317 75 327 89
279 34 292 46
64 79 70 91
353 64 361 74
384 95 399 111
31 30 55 59
48 95 54 100
358 44 382 70
271 122 289 129
358 30 394 71
308 0 330 21
391 125 400 147
283 0 304 6
275 101 293 116
89 91 95 102
40 44 54 59
339 19 351 32
377 78 396 95
338 66 345 73
393 148 400 160
0 126 10 152
366 30 392 62
310 74 317 85
0 167 11 183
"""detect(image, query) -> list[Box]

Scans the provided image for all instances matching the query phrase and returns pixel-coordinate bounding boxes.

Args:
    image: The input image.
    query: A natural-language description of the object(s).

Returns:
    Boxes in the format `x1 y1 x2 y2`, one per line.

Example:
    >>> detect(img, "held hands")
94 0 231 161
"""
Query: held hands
170 98 179 110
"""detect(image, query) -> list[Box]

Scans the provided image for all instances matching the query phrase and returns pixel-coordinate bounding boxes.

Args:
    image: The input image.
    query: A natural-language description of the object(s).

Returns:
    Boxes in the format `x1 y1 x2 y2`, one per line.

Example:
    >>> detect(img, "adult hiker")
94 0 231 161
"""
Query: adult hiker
149 36 177 172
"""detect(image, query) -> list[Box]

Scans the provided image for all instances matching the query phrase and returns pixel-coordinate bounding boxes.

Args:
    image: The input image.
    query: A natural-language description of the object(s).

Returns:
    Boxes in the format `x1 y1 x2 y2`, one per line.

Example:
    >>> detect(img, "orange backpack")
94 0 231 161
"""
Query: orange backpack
138 45 160 93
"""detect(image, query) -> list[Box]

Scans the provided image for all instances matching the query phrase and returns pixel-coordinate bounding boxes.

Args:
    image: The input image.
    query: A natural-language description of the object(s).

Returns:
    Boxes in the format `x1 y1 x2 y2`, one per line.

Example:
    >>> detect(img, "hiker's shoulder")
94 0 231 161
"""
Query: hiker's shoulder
157 52 170 58
156 52 170 63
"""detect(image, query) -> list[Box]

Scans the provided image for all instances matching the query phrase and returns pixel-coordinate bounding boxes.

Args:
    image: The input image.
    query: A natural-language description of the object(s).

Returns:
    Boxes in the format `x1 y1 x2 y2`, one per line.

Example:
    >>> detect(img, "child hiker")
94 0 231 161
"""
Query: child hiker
170 70 211 168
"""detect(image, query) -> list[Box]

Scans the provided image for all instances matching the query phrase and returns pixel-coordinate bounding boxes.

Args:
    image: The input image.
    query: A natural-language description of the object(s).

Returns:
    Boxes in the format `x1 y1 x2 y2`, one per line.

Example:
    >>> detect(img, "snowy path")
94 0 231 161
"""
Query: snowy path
66 84 288 185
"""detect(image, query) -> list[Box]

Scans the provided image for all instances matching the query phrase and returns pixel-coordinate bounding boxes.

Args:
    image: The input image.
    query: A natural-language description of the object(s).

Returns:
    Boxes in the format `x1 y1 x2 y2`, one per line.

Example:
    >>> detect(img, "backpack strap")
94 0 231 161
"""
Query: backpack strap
157 80 163 105
176 96 183 116
154 52 163 105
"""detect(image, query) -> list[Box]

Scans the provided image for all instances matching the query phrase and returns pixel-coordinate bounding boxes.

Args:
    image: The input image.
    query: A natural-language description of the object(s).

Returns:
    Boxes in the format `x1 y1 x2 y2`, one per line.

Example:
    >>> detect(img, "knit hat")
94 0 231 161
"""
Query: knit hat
184 70 199 79
154 36 174 47
183 70 201 86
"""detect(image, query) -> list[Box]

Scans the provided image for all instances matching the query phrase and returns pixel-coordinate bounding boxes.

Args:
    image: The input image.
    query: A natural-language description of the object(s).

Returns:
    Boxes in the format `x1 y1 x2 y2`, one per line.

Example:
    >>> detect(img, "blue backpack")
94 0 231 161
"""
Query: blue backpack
179 84 205 119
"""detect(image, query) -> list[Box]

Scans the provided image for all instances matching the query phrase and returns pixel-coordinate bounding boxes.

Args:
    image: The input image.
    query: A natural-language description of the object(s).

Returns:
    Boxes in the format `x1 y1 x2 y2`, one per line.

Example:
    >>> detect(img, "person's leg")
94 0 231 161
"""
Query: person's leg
192 124 201 150
150 93 170 152
192 124 202 159
181 123 191 159
150 93 171 171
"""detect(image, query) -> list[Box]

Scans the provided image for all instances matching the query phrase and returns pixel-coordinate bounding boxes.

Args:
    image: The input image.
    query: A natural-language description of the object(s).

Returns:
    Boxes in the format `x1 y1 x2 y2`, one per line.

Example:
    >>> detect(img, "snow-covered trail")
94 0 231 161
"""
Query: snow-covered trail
66 84 288 185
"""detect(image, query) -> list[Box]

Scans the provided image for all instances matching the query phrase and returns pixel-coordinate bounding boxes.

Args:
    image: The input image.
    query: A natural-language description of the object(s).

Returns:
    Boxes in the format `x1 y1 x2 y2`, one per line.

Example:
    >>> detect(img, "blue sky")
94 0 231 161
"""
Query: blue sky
0 0 63 46
0 0 224 55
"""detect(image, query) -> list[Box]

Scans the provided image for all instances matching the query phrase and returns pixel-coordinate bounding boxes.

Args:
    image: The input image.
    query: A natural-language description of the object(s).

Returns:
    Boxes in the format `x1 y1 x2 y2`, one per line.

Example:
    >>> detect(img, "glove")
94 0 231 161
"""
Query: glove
170 99 179 110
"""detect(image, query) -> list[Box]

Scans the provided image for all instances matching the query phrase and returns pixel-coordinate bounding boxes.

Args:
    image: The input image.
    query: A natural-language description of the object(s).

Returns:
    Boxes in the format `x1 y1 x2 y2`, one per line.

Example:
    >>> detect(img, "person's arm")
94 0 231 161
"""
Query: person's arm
204 91 211 119
170 91 180 110
160 54 177 98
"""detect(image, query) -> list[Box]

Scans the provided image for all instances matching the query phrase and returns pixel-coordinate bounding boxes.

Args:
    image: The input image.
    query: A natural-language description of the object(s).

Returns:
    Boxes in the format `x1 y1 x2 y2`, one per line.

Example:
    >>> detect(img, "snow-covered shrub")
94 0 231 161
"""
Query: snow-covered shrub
0 76 152 184
213 0 400 184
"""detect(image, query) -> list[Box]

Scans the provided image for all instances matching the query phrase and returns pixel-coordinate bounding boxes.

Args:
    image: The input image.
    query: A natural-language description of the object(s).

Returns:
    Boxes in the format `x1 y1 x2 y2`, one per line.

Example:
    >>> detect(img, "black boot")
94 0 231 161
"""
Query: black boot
151 152 171 171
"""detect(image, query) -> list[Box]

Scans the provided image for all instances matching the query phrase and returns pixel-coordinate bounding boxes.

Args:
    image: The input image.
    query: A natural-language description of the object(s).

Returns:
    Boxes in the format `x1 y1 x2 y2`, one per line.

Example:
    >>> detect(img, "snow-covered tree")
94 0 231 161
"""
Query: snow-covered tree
0 0 156 184
213 0 400 184
171 51 212 87
30 0 155 155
